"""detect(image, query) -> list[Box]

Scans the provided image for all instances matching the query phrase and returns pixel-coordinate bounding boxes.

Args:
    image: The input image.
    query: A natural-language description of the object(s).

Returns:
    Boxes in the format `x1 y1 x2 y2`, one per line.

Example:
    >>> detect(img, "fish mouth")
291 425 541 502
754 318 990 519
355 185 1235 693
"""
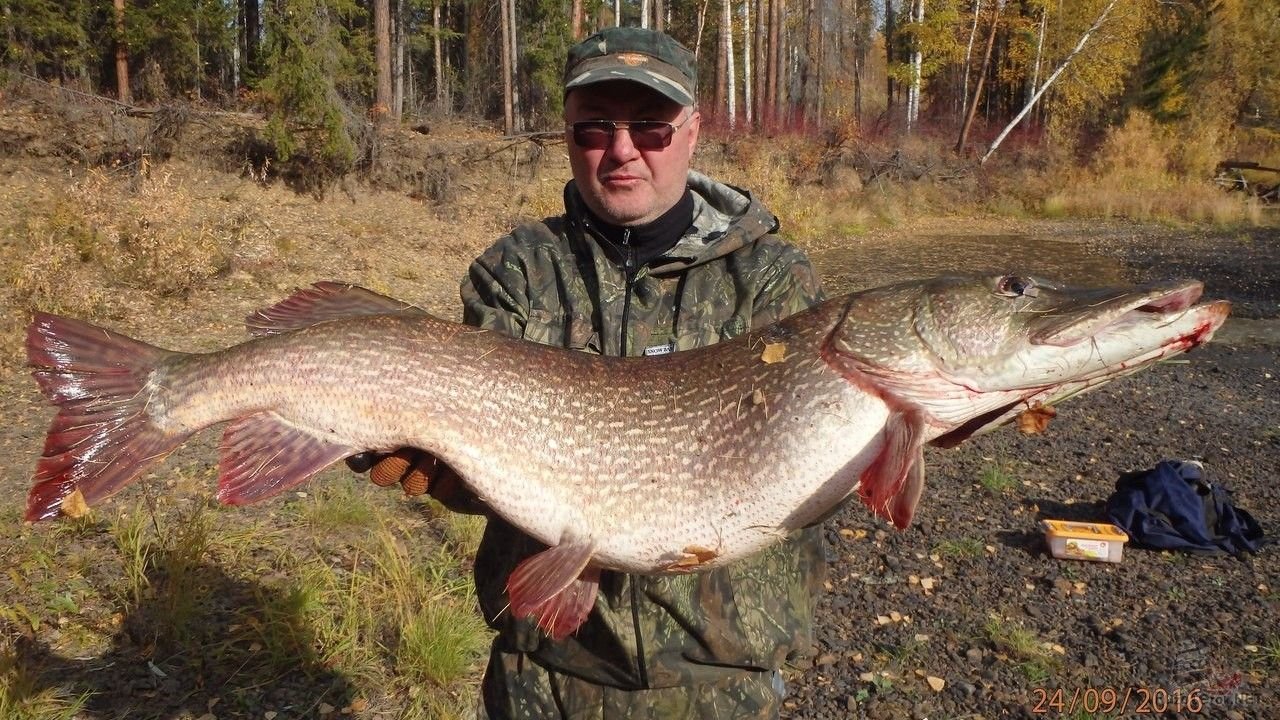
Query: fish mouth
1030 280 1215 347
931 280 1230 448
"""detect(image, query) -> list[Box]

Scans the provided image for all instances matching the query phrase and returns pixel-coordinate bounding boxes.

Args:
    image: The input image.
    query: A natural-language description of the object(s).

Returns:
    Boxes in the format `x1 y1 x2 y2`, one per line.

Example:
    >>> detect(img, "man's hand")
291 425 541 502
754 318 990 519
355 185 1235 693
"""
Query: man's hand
345 448 435 495
345 448 485 514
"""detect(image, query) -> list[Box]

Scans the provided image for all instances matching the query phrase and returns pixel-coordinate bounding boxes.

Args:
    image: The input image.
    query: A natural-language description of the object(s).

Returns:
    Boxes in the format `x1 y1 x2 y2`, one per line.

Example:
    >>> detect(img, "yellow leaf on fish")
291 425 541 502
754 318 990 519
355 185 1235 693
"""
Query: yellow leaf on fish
760 342 787 363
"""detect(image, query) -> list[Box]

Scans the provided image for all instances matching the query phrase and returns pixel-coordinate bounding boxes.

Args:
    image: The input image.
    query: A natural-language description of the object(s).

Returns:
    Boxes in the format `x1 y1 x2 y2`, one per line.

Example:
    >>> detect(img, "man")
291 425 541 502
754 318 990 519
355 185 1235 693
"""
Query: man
350 27 828 719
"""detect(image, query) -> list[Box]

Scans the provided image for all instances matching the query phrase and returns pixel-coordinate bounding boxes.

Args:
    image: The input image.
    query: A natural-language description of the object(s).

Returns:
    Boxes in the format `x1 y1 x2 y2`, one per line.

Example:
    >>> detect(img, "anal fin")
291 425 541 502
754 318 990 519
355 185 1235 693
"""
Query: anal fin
217 412 358 505
506 533 599 640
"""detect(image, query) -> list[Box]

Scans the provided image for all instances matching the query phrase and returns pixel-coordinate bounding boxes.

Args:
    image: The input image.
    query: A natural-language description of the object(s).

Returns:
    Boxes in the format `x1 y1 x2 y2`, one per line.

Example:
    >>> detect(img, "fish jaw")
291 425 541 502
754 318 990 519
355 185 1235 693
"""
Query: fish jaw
927 296 1230 444
824 275 1231 444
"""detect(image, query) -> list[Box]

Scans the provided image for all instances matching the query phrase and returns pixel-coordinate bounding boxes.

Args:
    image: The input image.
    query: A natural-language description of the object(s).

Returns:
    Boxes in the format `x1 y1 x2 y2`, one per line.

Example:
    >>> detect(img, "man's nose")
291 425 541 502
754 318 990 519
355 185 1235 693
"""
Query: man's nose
605 125 641 162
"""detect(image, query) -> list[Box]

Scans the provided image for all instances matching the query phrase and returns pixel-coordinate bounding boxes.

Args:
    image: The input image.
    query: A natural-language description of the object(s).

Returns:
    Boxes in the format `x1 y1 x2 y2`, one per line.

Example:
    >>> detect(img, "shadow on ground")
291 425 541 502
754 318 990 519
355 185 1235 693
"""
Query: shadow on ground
6 559 357 719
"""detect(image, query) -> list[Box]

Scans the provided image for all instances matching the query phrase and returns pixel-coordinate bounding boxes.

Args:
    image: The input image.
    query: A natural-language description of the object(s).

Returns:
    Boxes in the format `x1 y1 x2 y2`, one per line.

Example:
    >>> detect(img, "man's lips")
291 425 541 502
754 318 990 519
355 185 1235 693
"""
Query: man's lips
602 174 644 186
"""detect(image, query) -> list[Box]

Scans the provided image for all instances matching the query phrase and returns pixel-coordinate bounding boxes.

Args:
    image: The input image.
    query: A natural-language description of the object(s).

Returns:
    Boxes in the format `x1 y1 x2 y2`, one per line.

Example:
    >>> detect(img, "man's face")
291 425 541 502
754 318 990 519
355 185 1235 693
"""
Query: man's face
564 81 700 227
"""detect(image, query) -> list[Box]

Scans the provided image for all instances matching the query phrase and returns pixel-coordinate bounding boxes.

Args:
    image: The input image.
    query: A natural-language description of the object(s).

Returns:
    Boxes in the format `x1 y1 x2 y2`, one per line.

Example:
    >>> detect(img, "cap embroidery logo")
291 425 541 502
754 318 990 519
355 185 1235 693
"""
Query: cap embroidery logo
616 53 649 66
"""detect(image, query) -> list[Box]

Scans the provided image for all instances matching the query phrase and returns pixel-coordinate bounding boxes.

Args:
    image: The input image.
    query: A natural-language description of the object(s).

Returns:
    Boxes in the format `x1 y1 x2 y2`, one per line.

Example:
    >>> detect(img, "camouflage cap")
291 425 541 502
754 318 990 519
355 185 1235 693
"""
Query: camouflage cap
564 27 697 106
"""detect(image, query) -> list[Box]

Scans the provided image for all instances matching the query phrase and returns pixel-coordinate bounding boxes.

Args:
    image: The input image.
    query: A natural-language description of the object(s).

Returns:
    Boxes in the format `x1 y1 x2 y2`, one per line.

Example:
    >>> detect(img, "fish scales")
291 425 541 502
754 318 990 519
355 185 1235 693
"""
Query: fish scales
25 275 1230 638
141 304 876 572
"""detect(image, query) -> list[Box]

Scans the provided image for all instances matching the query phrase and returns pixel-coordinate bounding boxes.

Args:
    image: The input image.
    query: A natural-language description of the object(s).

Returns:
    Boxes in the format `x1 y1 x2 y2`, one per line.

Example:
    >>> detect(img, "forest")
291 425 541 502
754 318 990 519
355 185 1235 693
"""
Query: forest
3 0 1277 188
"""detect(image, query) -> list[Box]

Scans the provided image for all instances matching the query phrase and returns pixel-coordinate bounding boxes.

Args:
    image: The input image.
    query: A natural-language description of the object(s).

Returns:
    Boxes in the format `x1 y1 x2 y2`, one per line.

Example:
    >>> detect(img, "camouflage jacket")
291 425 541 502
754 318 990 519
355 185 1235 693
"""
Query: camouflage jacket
460 170 828 690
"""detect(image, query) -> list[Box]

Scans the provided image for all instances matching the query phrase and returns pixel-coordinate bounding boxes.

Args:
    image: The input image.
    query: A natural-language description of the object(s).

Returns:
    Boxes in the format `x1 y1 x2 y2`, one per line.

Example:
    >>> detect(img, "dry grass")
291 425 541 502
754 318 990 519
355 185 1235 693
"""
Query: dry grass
1039 112 1263 225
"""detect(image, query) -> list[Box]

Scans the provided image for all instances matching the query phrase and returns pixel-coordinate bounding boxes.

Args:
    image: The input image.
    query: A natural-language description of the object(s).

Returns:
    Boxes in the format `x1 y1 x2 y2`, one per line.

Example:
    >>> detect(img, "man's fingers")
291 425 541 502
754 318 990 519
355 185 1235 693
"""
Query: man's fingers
368 449 435 495
400 452 437 496
369 454 408 487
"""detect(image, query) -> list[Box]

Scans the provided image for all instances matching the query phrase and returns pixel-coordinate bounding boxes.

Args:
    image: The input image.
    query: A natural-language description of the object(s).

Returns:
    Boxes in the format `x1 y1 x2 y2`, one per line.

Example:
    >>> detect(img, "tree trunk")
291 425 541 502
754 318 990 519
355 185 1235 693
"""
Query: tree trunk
753 0 764 123
852 0 862 120
960 0 982 122
393 0 404 119
508 0 521 131
695 0 711 62
767 0 781 125
434 2 444 106
778 14 789 122
500 0 513 134
641 0 650 28
1028 5 1047 106
654 0 664 31
243 0 260 78
572 0 583 39
981 0 1119 164
725 0 736 128
232 1 240 91
884 0 894 112
114 0 130 104
374 0 392 120
803 0 817 126
907 0 923 133
615 0 621 25
744 0 753 126
444 0 453 111
955 0 1002 154
716 0 729 120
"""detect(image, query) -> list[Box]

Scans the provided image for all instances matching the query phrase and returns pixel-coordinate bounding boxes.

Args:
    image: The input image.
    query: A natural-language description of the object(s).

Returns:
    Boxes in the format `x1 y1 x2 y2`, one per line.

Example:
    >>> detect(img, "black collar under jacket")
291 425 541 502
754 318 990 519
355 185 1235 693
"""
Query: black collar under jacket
584 190 695 270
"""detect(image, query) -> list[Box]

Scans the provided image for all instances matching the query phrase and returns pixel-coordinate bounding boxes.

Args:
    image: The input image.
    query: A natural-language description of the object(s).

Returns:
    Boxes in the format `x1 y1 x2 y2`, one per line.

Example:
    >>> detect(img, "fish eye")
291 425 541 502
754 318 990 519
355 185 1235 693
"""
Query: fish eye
995 275 1036 297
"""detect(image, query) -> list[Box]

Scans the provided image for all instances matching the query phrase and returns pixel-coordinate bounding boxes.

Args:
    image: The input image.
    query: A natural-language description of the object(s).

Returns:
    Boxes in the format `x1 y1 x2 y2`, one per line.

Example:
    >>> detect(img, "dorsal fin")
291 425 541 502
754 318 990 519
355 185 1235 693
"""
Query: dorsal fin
245 281 425 337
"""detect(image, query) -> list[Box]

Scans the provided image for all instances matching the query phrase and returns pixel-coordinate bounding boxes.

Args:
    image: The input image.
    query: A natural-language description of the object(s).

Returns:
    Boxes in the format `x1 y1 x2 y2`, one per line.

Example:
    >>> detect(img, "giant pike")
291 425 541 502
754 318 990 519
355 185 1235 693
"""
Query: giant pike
26 274 1229 637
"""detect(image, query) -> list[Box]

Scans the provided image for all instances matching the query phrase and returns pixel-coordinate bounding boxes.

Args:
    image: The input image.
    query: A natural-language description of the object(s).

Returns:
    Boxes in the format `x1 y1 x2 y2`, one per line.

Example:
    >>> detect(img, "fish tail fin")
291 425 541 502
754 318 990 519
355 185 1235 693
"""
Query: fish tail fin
25 312 185 521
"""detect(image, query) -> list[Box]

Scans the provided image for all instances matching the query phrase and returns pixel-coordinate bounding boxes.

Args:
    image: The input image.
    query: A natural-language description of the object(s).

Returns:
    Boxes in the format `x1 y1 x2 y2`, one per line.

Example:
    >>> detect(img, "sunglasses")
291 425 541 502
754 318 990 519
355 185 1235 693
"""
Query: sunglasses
568 112 692 150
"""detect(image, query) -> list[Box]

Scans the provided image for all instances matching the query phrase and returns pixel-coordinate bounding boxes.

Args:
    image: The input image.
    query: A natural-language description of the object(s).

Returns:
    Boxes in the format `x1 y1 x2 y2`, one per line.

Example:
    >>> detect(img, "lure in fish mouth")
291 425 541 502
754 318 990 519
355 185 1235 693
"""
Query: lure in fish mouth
22 274 1229 640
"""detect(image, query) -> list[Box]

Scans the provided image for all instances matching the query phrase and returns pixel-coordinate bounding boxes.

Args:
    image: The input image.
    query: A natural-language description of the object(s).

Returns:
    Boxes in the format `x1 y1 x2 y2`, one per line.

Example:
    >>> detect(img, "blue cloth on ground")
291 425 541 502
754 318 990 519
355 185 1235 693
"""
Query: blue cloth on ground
1105 460 1266 557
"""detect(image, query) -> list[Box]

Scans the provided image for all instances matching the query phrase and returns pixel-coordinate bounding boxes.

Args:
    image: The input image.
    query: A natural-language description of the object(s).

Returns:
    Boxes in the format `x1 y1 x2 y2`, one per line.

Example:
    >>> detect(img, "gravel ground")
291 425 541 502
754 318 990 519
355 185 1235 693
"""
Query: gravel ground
784 226 1280 719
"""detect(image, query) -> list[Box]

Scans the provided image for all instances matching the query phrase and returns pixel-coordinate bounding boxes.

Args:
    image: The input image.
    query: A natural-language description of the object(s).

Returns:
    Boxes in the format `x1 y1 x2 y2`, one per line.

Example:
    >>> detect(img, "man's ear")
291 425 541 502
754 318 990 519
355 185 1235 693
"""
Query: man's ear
685 109 701 153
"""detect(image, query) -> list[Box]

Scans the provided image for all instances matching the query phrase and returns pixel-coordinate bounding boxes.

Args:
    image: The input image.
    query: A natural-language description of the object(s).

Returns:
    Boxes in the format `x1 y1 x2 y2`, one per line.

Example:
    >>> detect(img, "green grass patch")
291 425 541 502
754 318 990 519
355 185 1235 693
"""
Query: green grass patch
1256 637 1280 670
935 537 986 558
984 614 1062 684
294 480 380 529
978 462 1017 494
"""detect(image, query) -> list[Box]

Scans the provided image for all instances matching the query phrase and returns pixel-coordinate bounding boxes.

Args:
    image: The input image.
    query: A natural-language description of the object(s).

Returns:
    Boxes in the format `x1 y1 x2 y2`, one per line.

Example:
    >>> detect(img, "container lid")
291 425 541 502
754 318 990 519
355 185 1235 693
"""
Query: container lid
1042 519 1128 542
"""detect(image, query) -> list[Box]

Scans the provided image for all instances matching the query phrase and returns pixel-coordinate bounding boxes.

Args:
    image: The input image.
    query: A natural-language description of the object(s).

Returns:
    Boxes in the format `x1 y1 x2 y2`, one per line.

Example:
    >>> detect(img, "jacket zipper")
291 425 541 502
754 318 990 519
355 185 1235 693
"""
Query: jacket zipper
620 227 636 357
616 227 650 687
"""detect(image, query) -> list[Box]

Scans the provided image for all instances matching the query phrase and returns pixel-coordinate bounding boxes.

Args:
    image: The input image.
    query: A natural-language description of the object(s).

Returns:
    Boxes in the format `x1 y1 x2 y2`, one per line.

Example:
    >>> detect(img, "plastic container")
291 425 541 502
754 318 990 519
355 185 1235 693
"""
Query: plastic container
1042 520 1128 563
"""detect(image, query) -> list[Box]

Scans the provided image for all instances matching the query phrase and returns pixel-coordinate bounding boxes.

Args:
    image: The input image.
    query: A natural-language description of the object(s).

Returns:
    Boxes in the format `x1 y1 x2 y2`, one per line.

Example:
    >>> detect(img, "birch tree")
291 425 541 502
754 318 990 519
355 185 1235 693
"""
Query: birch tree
906 0 922 132
725 0 736 128
959 0 981 121
980 0 1119 163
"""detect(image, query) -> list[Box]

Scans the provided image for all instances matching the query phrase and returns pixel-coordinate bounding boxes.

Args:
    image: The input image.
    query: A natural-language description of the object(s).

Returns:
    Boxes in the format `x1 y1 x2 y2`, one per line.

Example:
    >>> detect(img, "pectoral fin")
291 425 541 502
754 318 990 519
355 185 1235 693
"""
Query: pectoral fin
859 410 926 530
506 534 599 640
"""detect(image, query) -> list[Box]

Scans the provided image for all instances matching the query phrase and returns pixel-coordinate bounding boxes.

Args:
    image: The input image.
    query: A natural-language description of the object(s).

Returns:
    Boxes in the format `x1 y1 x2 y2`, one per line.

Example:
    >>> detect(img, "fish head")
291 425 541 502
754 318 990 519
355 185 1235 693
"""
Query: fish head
827 273 1232 443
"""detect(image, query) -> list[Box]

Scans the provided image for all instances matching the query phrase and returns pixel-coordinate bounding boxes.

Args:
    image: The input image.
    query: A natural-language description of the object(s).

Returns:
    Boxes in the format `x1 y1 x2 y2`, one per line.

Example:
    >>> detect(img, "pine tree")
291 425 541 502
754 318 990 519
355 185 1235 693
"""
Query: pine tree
259 0 368 181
